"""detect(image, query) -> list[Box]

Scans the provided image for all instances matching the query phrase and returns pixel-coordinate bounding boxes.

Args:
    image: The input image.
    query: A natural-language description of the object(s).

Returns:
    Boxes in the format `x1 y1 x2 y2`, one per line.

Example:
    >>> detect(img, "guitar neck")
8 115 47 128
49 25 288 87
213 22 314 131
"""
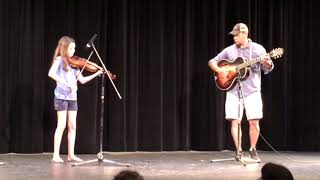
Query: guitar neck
238 56 262 69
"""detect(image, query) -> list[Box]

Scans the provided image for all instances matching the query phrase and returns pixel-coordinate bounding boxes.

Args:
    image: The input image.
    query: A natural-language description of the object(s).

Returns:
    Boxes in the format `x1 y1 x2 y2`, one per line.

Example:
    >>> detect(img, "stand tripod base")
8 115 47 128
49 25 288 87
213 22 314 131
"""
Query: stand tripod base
209 158 234 162
210 156 262 166
209 157 247 166
71 153 131 167
236 158 247 166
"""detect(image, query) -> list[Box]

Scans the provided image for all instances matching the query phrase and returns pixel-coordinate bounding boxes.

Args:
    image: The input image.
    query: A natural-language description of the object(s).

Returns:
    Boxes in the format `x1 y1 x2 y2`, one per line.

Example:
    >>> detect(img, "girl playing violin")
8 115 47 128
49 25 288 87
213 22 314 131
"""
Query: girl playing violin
48 36 103 163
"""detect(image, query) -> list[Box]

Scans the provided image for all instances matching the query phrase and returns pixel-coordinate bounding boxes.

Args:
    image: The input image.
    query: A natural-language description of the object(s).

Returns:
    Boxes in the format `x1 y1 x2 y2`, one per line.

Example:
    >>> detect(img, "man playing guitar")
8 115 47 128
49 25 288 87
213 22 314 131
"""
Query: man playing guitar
208 23 274 163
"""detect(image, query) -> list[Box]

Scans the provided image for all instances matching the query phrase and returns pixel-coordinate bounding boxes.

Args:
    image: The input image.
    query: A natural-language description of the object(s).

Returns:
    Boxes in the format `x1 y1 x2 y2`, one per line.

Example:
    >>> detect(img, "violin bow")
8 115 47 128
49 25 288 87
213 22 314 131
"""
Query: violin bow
76 50 94 80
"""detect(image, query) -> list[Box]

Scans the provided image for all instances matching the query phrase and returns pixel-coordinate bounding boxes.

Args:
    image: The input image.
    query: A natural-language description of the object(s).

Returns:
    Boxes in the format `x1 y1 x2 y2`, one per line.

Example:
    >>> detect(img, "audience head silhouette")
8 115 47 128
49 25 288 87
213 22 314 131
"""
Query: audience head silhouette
260 162 293 180
113 170 144 180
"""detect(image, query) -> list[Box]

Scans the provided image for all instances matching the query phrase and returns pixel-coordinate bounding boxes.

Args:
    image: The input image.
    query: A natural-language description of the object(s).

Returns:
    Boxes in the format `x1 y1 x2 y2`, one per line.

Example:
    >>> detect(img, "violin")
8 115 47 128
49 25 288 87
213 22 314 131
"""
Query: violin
68 56 116 80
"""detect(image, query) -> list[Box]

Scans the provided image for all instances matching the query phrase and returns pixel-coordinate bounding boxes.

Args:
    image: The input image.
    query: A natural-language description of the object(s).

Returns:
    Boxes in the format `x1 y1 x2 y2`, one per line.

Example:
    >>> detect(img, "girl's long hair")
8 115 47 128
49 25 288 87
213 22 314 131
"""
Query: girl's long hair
52 36 75 71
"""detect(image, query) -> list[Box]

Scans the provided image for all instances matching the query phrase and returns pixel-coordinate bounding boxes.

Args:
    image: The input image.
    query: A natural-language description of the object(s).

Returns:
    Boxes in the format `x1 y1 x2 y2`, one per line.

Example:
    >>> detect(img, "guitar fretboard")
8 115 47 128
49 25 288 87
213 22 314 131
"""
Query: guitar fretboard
237 56 264 69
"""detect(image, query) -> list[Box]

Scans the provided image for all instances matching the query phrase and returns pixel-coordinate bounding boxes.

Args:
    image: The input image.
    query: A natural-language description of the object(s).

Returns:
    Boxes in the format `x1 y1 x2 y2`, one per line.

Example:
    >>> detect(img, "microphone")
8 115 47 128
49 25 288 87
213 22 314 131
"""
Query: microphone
86 34 98 48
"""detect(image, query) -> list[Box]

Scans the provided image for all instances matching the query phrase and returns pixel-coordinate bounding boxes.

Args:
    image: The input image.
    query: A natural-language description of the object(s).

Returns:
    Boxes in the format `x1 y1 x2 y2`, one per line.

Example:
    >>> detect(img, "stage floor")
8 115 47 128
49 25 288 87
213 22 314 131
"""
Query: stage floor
0 151 320 180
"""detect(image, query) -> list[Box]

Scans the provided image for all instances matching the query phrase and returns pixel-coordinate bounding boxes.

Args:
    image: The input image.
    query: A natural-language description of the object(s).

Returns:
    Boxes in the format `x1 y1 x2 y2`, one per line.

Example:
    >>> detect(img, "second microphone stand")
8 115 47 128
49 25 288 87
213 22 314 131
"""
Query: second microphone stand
72 43 130 167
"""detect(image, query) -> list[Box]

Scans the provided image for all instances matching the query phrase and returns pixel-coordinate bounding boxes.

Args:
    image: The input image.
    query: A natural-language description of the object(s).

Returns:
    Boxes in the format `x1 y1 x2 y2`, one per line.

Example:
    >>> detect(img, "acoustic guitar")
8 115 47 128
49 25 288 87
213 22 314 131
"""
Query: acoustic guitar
214 48 284 90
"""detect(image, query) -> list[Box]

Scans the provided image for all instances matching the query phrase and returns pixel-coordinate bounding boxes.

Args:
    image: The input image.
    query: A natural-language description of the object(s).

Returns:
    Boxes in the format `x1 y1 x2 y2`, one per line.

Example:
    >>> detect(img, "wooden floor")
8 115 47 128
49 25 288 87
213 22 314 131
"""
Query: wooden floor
0 151 320 180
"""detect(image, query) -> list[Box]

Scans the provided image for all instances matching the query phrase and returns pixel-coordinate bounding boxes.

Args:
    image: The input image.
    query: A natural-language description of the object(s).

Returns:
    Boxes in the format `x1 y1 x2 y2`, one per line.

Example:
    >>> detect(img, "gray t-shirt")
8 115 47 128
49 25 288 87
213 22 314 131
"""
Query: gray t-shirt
209 42 274 97
49 56 80 100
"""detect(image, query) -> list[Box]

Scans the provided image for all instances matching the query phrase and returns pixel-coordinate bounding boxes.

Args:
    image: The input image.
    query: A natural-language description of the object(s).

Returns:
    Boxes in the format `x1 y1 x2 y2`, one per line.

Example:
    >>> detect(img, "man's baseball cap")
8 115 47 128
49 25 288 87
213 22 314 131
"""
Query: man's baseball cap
229 23 249 35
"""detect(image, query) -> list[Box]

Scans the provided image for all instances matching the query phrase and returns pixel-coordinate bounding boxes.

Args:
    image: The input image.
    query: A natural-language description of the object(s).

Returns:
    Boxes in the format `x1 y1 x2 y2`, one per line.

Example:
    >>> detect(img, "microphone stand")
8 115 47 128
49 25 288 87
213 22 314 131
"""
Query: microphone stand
235 68 247 166
209 69 246 166
72 42 130 167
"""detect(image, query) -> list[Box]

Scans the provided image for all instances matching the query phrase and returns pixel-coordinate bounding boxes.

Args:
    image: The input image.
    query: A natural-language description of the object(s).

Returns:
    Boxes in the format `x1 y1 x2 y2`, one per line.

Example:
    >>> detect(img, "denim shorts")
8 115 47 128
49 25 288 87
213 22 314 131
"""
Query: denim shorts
54 98 78 111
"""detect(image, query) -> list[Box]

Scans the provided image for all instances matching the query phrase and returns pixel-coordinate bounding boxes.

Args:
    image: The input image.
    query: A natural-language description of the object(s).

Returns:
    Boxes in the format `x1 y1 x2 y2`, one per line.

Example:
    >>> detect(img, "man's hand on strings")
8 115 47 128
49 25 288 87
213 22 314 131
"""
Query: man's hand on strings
260 54 272 69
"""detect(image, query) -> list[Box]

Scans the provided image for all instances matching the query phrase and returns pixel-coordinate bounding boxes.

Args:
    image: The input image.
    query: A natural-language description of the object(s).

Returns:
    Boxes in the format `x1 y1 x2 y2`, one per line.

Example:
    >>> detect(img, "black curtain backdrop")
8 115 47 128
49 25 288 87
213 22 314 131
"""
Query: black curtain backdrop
0 0 319 153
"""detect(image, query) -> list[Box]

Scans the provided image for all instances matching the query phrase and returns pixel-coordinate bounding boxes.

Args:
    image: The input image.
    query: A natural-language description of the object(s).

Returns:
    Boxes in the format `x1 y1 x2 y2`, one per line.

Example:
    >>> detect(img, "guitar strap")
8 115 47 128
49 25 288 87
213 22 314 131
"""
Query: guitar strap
249 39 252 62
